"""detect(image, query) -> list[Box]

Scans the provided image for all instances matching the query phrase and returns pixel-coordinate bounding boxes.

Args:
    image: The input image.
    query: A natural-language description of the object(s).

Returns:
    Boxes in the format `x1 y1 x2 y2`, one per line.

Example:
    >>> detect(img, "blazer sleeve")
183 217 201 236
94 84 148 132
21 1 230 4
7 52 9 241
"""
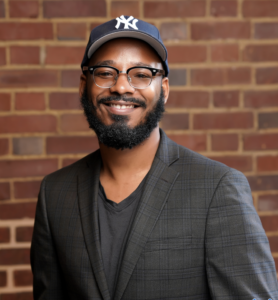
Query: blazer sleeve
205 168 278 299
31 178 68 300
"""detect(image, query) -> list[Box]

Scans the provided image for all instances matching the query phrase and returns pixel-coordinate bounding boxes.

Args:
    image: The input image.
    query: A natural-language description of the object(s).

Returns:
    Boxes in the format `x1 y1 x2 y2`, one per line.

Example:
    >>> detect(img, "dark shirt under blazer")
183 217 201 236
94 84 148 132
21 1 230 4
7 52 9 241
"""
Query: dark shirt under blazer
31 129 278 300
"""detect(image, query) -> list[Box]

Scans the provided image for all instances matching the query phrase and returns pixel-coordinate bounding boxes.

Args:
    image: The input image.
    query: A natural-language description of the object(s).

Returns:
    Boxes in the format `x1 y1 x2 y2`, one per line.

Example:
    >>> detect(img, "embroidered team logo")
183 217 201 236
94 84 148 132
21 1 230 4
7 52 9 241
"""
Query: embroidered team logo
115 15 138 30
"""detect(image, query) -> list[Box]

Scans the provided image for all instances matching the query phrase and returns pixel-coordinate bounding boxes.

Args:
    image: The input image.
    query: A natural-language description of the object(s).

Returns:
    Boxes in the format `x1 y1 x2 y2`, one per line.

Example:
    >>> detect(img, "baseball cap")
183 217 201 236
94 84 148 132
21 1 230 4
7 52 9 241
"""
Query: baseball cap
81 15 169 77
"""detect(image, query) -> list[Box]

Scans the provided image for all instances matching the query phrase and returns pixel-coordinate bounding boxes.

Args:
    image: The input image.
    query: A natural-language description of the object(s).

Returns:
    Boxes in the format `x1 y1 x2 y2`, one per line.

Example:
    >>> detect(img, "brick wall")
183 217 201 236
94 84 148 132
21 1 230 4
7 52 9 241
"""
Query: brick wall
0 0 278 297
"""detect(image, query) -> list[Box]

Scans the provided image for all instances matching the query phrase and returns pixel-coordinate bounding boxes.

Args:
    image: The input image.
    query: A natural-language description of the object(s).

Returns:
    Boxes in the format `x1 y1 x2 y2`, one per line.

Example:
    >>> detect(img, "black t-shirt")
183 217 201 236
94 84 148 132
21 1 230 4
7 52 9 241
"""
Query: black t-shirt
98 177 146 298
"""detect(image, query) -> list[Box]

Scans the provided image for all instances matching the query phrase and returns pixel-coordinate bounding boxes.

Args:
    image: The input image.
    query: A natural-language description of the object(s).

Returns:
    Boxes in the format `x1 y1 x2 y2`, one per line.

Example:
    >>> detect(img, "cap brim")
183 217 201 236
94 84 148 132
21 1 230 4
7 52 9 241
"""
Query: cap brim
87 30 167 62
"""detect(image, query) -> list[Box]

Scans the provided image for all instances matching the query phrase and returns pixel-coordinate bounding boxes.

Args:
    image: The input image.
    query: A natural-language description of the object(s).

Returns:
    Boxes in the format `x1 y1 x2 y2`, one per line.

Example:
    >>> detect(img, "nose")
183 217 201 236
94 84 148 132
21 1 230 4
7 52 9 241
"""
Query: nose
109 73 135 95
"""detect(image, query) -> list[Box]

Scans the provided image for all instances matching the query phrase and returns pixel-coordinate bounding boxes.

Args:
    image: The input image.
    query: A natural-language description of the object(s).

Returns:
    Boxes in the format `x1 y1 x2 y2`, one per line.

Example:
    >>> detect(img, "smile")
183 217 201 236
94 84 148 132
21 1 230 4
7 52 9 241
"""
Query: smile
108 104 135 109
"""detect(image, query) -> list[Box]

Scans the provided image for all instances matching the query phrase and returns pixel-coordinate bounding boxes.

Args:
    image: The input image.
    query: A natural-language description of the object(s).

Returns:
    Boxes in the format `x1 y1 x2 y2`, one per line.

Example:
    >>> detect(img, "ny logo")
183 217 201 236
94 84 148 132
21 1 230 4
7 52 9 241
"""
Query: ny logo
115 15 138 30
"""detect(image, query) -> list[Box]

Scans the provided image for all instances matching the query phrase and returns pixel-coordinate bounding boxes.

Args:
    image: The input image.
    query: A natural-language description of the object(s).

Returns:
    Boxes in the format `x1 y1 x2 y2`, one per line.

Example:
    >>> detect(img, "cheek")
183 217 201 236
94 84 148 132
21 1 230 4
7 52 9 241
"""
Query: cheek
142 81 161 107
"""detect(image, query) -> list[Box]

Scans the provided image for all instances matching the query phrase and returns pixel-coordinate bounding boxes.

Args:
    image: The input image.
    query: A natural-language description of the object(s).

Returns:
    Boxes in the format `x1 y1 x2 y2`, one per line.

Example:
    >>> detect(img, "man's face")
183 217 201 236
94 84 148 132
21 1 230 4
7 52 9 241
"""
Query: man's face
79 38 169 149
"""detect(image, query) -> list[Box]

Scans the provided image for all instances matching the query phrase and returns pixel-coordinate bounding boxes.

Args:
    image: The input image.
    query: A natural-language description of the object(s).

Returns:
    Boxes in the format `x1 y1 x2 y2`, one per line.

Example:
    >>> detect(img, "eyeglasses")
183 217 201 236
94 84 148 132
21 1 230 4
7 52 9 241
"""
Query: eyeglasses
82 65 165 89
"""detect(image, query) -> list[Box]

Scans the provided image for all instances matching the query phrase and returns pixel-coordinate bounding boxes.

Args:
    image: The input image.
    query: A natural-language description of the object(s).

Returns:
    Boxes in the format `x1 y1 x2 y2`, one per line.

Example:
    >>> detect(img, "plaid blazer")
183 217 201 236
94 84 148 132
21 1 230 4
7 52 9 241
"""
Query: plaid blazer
31 129 278 300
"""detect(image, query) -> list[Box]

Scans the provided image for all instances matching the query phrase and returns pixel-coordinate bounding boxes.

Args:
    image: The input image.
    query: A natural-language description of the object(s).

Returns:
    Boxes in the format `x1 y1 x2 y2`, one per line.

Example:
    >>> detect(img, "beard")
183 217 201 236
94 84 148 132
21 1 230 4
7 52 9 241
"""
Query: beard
80 86 165 150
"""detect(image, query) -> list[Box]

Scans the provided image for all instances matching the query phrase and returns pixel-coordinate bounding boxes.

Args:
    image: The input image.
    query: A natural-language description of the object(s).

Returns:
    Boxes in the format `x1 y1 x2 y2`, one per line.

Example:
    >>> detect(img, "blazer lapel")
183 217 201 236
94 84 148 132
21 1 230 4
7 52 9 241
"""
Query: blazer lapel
114 130 180 300
77 150 110 300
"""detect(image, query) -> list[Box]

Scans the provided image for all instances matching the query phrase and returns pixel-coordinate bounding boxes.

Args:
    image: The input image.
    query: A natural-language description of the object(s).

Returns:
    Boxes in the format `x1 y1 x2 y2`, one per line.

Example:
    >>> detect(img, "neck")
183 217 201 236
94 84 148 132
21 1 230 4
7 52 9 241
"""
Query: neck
99 126 160 181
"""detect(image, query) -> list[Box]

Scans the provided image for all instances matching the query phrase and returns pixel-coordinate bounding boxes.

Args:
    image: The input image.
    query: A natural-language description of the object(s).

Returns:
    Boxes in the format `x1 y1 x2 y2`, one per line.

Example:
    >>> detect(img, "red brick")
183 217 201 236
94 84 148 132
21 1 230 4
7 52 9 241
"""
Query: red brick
211 44 239 62
111 1 139 18
209 156 252 172
45 46 84 65
61 70 81 88
0 93 11 111
275 257 278 270
13 269 32 286
0 292 33 300
191 22 250 40
243 1 278 17
10 46 40 64
0 138 9 155
15 93 45 110
57 23 86 40
167 91 209 108
13 137 43 155
0 0 4 17
168 69 186 86
247 175 278 191
0 271 7 287
255 23 278 39
62 158 79 167
213 90 239 107
259 112 278 129
9 1 39 18
244 91 278 108
90 23 102 31
0 248 30 265
227 68 251 85
49 92 80 110
268 236 278 252
258 194 278 211
0 182 10 201
0 70 58 88
257 156 278 172
256 67 278 85
47 136 98 154
43 0 106 18
0 227 10 243
60 114 89 132
144 1 205 18
168 134 206 151
0 22 53 40
0 115 56 133
16 226 33 242
14 181 41 199
211 133 238 151
191 68 223 86
193 112 253 130
243 45 278 62
0 202 36 219
210 1 237 17
0 47 6 65
160 22 187 40
260 215 278 232
161 114 189 130
167 45 206 63
0 159 58 178
244 134 278 151
191 68 250 86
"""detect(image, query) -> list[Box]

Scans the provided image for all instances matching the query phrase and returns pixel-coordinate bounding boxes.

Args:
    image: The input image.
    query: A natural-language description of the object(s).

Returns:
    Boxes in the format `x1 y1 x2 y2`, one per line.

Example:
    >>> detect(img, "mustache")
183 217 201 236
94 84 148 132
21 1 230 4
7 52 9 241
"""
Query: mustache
97 96 147 109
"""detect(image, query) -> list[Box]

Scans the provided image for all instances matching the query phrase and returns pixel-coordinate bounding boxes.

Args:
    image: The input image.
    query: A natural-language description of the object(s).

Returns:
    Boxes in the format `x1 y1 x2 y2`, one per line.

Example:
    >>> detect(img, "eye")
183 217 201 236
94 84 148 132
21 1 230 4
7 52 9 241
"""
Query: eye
95 71 114 78
132 72 152 79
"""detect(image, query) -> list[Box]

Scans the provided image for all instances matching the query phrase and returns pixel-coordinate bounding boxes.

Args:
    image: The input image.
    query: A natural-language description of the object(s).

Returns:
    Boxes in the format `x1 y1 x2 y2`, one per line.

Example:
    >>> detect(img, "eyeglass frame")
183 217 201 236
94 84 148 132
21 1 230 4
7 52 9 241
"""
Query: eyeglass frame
82 65 165 89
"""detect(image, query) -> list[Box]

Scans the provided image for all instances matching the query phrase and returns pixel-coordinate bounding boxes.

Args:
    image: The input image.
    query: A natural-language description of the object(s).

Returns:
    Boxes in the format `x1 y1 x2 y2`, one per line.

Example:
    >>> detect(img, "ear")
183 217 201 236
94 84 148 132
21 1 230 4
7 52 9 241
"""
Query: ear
79 74 87 98
161 77 169 104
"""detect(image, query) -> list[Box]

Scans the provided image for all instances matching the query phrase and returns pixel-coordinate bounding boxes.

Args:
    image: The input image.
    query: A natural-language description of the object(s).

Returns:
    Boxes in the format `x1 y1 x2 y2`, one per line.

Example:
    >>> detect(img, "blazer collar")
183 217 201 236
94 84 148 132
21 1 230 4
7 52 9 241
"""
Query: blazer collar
156 128 179 166
77 150 111 300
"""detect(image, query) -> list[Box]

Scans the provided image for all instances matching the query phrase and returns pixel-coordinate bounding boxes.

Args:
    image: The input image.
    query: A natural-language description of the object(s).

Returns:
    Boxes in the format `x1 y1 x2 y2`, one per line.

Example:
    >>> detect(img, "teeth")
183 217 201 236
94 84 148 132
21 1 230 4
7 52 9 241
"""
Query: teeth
109 104 134 109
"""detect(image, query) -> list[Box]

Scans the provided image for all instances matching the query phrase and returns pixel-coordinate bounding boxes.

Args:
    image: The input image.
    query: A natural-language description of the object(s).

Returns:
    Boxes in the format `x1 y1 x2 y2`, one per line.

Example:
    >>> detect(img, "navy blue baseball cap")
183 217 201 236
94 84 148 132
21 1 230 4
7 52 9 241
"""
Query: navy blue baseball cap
81 15 169 77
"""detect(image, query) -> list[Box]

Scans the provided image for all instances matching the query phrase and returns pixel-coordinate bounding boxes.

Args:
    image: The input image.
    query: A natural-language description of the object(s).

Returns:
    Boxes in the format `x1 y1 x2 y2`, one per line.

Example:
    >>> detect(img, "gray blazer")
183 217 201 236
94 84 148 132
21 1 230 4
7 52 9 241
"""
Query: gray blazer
31 130 278 300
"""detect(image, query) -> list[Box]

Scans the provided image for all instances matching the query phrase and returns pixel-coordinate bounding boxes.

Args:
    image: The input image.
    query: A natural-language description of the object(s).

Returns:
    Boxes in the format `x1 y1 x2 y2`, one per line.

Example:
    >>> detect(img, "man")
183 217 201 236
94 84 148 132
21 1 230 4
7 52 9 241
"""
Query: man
31 16 278 300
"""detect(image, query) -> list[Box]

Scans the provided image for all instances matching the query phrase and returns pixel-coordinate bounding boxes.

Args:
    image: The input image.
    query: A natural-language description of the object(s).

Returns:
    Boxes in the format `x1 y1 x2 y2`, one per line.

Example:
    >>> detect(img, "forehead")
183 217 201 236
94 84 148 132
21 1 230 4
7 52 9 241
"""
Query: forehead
89 38 163 67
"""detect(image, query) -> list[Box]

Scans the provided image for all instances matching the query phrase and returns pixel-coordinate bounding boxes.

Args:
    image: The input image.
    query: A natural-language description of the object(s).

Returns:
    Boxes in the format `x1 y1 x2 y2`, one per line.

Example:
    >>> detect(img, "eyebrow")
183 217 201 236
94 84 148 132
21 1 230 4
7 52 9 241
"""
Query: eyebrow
94 60 115 66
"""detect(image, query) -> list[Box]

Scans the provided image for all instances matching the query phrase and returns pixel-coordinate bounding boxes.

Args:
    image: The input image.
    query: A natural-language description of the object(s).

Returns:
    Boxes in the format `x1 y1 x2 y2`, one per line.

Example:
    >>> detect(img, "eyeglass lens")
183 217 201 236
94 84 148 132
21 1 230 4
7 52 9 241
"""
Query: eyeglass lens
93 67 153 89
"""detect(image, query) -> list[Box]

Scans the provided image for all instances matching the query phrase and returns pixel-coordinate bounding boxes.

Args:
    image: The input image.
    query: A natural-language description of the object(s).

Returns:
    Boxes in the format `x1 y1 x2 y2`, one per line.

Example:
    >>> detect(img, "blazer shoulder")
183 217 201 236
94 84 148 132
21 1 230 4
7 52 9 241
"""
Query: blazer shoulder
175 142 232 179
43 149 100 185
